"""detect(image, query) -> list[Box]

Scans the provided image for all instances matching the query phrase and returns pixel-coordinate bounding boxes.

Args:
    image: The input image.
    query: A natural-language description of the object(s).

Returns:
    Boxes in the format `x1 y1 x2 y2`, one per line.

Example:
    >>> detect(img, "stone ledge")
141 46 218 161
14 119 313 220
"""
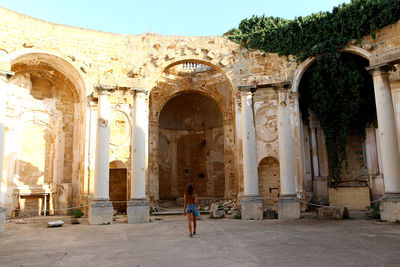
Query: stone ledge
317 206 349 220
380 195 400 222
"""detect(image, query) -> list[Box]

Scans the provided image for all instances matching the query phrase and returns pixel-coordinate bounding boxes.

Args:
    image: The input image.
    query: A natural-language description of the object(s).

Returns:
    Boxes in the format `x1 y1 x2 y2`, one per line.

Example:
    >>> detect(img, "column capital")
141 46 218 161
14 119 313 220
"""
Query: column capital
130 87 148 96
238 85 256 95
95 85 115 95
366 63 394 76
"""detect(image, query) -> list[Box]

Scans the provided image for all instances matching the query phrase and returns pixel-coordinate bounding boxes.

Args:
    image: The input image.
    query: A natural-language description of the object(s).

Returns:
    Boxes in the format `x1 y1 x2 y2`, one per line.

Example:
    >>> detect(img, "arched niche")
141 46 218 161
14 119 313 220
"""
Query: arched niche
148 61 237 202
8 52 88 207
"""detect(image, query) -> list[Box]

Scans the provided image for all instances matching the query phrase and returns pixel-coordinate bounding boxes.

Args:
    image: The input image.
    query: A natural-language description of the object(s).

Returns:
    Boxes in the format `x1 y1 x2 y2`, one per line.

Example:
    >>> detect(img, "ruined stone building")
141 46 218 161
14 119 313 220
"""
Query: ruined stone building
1 7 400 230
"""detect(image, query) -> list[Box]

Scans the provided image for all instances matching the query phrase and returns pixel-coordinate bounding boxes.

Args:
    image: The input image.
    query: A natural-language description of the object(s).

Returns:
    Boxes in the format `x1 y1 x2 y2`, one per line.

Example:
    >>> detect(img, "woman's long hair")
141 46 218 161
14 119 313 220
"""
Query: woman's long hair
186 184 194 196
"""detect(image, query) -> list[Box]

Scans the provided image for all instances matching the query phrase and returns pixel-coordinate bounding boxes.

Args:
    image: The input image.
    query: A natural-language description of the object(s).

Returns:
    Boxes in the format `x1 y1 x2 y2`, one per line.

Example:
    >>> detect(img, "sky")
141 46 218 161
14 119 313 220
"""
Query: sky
0 0 351 36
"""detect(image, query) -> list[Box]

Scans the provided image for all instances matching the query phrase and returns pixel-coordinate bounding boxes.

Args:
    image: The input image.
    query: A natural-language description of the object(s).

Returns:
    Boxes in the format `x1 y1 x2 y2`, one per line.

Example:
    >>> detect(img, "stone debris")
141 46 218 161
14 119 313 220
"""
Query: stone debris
47 220 64 227
16 219 27 224
317 206 349 220
209 200 240 219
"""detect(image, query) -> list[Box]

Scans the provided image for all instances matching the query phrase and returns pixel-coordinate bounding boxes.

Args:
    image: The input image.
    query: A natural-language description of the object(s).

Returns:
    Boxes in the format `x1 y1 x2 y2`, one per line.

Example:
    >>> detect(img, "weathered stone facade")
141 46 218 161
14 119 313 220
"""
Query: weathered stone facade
1 7 400 226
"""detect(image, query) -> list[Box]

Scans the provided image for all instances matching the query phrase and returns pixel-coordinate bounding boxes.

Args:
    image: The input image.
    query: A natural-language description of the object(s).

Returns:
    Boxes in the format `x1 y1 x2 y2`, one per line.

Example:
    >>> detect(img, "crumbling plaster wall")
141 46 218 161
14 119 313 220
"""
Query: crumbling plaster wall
0 7 400 208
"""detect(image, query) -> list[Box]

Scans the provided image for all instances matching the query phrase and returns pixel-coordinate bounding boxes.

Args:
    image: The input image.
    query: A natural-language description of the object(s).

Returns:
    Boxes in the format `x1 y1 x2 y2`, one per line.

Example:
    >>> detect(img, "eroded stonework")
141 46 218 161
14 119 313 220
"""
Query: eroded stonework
0 7 400 221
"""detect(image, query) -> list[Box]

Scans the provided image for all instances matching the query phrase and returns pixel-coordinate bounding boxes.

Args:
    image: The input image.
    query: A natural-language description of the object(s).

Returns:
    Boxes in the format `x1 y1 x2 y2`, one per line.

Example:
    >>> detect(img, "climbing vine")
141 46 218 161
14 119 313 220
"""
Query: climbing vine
224 0 398 180
299 53 376 180
225 0 400 61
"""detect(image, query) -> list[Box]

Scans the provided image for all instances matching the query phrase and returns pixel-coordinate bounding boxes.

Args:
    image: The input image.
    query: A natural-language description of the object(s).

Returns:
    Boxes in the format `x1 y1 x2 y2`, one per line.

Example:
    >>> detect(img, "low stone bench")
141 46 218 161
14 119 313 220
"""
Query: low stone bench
317 206 349 220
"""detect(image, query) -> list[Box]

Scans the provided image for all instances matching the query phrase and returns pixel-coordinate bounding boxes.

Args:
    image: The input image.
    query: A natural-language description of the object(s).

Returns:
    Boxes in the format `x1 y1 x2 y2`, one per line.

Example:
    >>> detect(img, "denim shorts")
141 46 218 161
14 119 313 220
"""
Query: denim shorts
186 204 196 214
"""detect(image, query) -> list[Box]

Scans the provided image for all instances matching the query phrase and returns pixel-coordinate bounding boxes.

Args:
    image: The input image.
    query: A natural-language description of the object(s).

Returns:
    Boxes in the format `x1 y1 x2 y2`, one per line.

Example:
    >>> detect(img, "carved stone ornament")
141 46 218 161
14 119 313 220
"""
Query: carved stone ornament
255 106 278 142
98 117 109 127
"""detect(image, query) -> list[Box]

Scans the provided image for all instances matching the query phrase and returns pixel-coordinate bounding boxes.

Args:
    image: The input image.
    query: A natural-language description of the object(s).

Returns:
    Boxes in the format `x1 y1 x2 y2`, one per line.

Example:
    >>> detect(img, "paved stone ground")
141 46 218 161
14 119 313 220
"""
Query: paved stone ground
1 213 400 267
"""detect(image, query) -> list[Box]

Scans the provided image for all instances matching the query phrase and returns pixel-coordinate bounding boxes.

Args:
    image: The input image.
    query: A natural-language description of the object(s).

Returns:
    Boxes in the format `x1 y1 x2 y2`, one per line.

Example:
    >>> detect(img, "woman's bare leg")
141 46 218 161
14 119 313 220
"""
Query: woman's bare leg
187 213 192 235
193 213 197 234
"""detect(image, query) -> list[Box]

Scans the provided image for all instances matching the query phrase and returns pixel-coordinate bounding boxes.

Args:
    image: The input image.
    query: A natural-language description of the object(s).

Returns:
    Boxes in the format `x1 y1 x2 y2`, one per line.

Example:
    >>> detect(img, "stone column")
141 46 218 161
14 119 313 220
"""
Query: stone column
238 86 263 220
276 85 300 219
369 65 400 222
0 69 13 232
128 88 149 223
89 86 114 225
291 92 305 197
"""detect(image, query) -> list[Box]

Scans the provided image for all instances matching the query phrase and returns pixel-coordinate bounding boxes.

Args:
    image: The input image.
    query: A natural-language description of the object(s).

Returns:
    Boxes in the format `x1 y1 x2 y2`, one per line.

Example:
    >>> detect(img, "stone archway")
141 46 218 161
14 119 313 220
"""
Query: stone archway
149 61 237 202
296 51 377 204
5 52 88 214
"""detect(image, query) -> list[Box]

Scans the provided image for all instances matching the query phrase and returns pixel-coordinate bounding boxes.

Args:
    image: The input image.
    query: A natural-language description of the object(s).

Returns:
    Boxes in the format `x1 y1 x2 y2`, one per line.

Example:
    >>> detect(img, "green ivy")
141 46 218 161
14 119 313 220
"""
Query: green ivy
299 53 376 180
224 0 395 180
225 0 400 61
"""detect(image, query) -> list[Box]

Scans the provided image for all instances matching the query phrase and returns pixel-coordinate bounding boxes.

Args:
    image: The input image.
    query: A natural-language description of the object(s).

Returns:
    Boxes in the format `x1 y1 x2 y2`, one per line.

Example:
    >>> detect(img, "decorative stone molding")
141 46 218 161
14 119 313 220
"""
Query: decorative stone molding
95 85 115 95
255 105 278 143
130 87 148 97
0 69 14 81
97 117 109 127
238 85 256 95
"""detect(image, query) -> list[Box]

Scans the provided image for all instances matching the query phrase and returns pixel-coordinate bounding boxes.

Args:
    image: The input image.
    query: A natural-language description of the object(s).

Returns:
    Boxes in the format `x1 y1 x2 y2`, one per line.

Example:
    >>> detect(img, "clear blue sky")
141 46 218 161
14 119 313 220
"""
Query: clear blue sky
0 0 350 36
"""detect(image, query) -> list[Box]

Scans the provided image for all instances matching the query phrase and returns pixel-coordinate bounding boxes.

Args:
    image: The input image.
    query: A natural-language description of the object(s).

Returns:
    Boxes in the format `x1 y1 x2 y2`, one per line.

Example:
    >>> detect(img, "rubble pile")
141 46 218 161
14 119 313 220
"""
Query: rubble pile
208 200 240 219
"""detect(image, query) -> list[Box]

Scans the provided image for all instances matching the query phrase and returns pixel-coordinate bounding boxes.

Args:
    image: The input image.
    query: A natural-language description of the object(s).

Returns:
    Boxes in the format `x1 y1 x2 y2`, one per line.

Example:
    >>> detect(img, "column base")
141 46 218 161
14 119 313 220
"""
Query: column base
278 195 301 220
0 207 5 233
89 200 113 225
241 196 263 220
380 194 400 222
127 199 149 224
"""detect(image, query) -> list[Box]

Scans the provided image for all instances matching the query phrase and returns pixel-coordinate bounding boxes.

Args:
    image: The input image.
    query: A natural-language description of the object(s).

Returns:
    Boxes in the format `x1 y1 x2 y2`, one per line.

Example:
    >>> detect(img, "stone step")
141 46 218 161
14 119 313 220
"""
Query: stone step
152 210 210 216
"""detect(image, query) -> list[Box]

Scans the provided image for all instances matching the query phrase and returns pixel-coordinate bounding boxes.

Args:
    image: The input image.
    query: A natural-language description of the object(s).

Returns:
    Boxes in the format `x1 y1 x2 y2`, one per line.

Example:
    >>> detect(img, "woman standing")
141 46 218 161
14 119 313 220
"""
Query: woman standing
184 184 198 237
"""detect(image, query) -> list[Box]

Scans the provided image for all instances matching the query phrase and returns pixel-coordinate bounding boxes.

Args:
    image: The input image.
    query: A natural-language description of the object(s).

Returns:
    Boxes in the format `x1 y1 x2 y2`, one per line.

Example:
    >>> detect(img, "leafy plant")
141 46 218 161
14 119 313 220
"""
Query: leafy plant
299 52 376 180
366 201 380 219
225 0 400 62
71 208 83 219
225 0 392 180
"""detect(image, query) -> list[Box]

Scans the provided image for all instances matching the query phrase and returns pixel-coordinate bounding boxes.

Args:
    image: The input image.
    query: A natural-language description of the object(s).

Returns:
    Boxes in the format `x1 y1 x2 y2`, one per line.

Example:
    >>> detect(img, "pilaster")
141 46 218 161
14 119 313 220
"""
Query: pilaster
0 69 13 232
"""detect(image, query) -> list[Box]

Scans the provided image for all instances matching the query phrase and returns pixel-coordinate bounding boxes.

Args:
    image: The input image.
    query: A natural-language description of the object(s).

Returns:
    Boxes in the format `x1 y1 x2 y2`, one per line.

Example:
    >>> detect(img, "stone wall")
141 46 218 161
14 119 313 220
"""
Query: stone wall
1 7 400 214
258 157 280 211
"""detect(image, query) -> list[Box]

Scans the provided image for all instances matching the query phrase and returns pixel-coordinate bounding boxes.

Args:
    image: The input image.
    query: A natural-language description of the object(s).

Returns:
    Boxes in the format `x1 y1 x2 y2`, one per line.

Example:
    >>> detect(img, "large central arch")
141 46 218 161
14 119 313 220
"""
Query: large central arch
148 60 237 202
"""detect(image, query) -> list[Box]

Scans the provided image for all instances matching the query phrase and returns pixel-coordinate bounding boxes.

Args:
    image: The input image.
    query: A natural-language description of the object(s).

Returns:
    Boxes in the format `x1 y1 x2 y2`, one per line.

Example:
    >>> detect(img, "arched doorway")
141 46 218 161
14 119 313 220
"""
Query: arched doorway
109 160 128 214
158 92 224 200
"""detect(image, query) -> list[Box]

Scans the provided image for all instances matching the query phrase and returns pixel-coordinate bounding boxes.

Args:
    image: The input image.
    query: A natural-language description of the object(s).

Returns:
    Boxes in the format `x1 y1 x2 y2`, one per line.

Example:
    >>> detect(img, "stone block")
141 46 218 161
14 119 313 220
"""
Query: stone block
278 196 300 220
89 200 113 225
241 196 263 220
380 195 400 222
328 187 370 210
127 199 149 224
317 206 349 220
47 220 64 227
0 207 5 233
